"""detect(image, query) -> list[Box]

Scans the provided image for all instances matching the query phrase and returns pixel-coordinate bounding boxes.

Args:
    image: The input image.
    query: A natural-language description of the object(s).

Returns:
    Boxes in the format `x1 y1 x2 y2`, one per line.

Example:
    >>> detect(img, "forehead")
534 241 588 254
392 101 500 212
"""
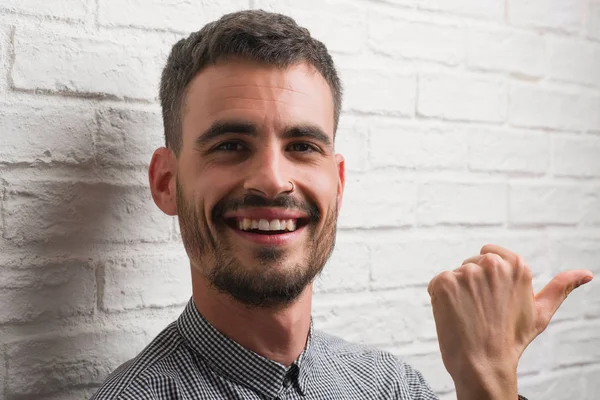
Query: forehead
181 59 335 143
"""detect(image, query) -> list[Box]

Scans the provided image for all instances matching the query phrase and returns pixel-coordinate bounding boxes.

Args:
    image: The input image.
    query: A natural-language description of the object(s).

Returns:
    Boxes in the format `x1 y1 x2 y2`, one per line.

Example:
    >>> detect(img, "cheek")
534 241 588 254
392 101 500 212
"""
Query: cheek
301 167 339 205
197 168 239 218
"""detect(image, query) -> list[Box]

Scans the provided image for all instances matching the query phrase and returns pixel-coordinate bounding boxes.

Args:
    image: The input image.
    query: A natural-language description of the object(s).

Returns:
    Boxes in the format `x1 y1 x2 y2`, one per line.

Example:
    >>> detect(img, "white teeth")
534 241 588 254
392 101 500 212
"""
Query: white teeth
269 220 281 230
258 219 270 230
286 219 296 231
237 218 299 232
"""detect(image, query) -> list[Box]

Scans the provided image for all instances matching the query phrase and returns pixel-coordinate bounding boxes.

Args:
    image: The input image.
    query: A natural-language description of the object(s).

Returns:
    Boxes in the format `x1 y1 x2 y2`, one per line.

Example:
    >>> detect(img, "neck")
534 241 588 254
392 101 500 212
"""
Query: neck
191 272 313 367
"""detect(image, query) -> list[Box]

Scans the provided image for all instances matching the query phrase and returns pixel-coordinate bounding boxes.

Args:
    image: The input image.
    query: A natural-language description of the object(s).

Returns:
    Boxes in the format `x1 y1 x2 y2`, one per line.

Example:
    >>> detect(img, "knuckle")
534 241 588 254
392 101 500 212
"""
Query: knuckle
481 252 502 268
438 270 455 283
433 271 457 297
513 254 532 281
461 262 480 275
522 265 533 282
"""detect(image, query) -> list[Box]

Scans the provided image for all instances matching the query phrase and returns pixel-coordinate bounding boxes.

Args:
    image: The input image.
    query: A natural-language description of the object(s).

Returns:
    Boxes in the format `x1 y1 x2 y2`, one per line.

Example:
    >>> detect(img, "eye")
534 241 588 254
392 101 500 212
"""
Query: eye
288 142 318 152
214 141 246 152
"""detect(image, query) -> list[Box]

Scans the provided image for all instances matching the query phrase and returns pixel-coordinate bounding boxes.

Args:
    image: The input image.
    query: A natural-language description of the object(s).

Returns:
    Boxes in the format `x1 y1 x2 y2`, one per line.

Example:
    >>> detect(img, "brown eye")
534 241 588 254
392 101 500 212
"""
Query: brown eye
288 143 316 152
215 142 246 152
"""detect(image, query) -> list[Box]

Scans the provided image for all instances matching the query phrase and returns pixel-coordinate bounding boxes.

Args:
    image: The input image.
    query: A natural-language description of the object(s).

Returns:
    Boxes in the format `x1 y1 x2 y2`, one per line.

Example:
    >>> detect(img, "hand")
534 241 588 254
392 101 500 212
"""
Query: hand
427 244 594 400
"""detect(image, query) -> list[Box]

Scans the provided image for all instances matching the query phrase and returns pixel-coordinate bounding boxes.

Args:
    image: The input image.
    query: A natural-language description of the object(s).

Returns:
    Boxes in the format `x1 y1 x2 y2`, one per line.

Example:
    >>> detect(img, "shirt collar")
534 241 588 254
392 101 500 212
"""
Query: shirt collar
176 298 316 398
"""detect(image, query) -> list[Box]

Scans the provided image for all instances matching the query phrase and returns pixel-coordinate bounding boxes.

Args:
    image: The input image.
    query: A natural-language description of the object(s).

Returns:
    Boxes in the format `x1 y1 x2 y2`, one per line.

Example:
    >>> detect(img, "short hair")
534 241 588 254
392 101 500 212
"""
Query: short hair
159 9 343 155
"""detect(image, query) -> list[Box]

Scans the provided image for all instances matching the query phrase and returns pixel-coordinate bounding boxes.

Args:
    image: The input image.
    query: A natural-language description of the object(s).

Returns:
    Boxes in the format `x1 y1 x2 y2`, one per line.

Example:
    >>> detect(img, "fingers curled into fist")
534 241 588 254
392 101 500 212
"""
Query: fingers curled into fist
427 243 593 386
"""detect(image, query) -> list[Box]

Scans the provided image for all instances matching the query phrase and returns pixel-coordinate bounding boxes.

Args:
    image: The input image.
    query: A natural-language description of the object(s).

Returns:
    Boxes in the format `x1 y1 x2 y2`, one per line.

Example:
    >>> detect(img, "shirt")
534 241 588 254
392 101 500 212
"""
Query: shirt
91 298 439 399
91 299 528 400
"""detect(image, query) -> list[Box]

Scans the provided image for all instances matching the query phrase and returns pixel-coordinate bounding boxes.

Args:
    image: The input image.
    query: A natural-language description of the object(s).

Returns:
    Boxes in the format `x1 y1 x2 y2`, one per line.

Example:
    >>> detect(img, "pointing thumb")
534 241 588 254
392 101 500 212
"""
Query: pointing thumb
535 270 593 329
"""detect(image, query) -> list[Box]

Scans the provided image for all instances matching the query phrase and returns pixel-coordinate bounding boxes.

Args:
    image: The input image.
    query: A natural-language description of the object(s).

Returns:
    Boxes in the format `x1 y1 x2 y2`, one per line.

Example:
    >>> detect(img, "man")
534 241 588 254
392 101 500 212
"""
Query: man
92 10 593 400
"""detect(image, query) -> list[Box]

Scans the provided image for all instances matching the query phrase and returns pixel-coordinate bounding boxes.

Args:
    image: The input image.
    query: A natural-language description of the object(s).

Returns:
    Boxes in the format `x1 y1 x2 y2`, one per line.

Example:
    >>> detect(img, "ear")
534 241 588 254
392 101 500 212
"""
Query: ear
149 147 177 216
335 153 345 210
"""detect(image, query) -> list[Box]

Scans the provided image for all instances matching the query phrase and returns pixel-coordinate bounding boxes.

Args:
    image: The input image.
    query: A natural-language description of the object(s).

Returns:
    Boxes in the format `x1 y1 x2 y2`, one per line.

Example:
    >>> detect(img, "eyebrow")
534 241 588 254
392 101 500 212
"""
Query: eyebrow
195 120 258 146
194 120 332 147
282 125 332 147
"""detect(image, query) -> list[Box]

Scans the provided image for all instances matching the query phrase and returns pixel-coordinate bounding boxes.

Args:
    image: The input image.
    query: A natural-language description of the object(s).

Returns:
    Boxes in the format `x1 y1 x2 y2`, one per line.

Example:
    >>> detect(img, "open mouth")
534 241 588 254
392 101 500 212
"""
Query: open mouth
225 217 309 235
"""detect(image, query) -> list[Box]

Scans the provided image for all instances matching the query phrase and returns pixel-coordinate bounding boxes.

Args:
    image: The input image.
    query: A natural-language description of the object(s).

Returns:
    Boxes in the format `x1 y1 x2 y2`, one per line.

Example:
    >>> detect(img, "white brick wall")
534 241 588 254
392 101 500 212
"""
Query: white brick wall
0 1 598 399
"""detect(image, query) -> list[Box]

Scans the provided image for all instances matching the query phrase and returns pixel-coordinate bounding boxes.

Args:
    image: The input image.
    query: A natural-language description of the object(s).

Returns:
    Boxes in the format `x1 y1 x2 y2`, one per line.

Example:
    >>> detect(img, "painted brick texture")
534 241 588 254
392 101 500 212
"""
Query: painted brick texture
0 1 598 399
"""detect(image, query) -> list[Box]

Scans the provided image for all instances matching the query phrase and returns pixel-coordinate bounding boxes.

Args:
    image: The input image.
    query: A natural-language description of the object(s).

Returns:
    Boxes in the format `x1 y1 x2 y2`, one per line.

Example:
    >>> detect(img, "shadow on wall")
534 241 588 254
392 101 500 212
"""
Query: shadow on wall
0 102 170 399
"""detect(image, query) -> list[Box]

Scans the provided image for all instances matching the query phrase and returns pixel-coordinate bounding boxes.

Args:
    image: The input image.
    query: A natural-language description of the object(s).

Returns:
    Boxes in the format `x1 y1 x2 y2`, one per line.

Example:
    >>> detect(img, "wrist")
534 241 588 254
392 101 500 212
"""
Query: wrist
453 361 518 400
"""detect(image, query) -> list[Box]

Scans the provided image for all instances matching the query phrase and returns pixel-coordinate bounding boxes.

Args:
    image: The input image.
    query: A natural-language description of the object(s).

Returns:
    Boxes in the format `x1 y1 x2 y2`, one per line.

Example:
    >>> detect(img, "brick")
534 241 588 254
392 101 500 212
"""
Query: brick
418 73 507 123
509 83 600 132
588 3 600 40
420 0 504 21
368 11 464 65
95 107 163 167
417 181 507 226
509 183 584 226
552 134 600 177
7 330 148 395
467 27 544 77
369 120 467 170
0 258 95 323
338 172 417 229
99 0 248 32
378 0 421 5
0 26 8 90
552 321 600 367
0 102 95 165
468 128 549 174
341 69 416 116
371 236 467 289
3 180 173 244
334 115 368 172
582 187 600 227
100 252 191 312
0 0 91 20
518 326 553 374
313 289 436 346
585 365 600 397
255 0 367 54
314 240 369 293
547 38 600 87
0 351 5 399
508 0 586 33
519 368 586 399
12 28 163 101
41 388 98 400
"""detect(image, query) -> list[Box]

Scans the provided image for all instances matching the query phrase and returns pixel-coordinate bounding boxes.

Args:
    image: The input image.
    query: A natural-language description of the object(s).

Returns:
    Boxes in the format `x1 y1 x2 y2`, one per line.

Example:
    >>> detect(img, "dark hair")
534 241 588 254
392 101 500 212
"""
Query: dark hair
159 9 342 155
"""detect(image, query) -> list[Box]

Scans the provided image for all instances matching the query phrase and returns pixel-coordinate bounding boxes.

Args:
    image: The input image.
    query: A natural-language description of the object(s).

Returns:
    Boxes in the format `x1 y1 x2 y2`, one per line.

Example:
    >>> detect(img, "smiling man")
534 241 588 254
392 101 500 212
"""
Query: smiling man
91 10 593 400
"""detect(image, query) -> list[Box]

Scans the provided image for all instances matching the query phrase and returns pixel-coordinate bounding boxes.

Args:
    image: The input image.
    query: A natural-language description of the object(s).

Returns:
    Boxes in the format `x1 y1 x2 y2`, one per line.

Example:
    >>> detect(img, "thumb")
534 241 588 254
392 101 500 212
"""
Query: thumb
535 270 594 328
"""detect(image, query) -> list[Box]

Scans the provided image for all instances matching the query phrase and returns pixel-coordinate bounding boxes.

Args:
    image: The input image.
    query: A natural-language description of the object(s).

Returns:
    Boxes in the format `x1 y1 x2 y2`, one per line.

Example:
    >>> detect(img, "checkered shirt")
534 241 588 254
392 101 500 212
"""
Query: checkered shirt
91 299 528 399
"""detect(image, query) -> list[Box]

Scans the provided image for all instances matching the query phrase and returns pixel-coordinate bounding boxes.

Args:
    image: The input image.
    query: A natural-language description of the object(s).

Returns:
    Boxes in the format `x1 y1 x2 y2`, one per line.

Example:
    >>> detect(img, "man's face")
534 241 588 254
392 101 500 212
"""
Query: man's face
175 59 344 308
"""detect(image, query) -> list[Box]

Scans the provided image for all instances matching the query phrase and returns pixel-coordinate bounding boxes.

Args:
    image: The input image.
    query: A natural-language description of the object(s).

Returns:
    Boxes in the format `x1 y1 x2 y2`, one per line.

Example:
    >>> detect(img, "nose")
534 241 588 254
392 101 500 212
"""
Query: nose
243 145 292 199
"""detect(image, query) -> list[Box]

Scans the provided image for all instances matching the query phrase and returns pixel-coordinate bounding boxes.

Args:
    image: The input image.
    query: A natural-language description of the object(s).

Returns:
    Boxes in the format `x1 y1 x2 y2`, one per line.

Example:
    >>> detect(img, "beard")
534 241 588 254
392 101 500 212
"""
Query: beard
176 180 338 308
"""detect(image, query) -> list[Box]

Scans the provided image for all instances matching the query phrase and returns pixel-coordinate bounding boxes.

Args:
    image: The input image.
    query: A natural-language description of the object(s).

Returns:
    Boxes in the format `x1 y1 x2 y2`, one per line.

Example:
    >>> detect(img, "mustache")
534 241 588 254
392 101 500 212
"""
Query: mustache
212 193 321 223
